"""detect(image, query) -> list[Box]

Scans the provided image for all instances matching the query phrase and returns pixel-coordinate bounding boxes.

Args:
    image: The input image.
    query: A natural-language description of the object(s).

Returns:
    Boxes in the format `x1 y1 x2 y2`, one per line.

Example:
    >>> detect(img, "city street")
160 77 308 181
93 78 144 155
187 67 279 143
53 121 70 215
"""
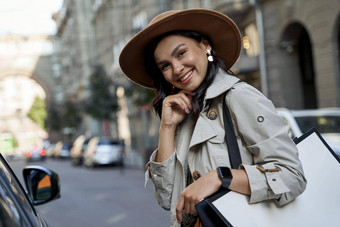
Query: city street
9 158 169 227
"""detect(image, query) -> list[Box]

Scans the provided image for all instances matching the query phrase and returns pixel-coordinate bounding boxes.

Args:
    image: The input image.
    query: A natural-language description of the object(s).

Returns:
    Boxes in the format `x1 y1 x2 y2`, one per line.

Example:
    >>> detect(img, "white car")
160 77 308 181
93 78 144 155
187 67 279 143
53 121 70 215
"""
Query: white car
277 108 340 158
84 137 125 168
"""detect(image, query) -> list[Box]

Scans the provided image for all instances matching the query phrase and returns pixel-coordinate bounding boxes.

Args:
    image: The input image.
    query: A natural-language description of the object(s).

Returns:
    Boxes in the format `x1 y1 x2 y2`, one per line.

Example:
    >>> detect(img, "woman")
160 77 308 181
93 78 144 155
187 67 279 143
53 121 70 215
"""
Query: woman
119 9 306 227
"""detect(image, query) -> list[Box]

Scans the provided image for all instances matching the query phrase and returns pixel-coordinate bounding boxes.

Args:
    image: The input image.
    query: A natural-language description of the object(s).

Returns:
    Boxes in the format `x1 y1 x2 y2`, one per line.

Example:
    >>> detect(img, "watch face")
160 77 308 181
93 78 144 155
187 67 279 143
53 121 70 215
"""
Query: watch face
219 167 232 178
218 167 233 189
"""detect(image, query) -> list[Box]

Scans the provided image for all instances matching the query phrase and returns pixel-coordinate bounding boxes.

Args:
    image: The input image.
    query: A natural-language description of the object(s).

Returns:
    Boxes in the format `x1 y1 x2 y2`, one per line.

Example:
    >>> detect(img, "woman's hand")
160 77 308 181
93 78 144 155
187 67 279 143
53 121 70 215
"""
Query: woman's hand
176 169 251 223
156 90 194 162
176 170 221 224
161 91 194 128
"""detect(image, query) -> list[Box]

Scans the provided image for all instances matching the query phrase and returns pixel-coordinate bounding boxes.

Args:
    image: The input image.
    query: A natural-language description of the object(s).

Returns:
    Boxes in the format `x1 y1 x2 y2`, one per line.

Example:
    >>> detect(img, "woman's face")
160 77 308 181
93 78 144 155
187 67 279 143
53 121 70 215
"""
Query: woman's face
154 35 211 92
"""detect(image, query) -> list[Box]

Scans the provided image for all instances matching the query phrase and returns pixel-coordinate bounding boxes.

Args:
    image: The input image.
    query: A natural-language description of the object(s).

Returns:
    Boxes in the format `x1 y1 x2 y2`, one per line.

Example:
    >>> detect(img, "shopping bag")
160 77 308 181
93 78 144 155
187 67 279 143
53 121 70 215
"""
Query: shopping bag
204 128 340 227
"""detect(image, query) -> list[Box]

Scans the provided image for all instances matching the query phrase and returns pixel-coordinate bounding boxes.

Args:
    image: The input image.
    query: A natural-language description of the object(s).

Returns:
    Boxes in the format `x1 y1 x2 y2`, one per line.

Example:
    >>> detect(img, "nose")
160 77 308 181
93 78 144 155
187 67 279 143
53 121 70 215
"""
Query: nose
173 61 184 75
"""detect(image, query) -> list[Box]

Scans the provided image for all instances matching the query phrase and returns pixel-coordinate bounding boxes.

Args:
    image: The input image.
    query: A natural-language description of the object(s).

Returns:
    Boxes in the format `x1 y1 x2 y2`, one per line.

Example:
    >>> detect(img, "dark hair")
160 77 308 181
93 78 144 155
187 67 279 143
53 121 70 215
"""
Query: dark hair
144 31 231 120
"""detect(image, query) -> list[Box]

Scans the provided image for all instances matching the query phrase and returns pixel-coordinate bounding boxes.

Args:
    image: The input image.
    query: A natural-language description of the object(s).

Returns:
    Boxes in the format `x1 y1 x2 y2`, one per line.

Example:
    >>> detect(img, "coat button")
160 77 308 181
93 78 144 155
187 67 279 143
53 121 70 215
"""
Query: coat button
207 111 217 120
192 171 201 181
257 116 264 122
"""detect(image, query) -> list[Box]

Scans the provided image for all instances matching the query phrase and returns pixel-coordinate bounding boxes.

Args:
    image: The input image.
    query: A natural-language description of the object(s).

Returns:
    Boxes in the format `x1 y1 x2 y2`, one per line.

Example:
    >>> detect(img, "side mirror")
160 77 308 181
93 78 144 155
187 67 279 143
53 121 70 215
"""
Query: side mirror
23 166 61 205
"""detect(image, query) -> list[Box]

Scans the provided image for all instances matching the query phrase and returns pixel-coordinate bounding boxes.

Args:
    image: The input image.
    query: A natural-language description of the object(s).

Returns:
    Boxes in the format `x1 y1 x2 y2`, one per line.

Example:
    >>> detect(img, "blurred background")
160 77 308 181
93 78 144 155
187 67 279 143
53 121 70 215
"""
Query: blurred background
0 0 339 226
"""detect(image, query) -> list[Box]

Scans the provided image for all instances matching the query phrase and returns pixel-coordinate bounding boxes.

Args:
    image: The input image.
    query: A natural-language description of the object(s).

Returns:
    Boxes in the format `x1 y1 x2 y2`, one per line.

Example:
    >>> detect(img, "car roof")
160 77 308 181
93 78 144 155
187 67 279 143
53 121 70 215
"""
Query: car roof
277 108 340 117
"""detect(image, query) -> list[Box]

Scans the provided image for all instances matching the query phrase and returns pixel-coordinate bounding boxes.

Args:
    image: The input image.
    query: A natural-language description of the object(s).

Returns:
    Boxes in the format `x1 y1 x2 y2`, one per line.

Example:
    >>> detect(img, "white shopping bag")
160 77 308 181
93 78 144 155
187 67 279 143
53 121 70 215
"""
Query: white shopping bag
212 128 340 227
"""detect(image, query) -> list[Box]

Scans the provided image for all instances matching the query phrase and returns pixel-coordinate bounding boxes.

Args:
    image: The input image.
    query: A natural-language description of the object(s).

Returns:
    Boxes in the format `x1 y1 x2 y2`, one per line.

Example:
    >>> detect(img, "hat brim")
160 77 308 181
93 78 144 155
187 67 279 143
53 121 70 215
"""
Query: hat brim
119 9 241 89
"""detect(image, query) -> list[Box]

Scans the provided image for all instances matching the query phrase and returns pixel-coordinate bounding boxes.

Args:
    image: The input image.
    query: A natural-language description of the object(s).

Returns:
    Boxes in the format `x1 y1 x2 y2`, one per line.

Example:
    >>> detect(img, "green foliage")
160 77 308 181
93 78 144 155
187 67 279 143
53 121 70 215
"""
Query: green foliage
125 83 155 107
85 65 118 120
46 103 62 131
62 100 82 128
27 97 47 129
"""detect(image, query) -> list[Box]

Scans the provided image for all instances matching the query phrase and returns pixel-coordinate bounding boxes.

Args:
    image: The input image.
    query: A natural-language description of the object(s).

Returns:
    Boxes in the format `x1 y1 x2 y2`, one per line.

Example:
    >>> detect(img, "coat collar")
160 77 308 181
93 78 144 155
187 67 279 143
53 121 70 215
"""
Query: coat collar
188 70 239 149
176 70 240 160
204 70 240 100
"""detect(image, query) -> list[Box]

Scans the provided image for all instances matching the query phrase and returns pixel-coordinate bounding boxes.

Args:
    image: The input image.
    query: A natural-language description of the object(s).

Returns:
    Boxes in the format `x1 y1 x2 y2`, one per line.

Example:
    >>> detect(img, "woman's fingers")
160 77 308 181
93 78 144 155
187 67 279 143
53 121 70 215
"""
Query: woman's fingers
191 201 197 216
164 93 192 113
176 188 201 224
176 170 223 223
161 90 194 127
178 90 193 110
176 197 184 224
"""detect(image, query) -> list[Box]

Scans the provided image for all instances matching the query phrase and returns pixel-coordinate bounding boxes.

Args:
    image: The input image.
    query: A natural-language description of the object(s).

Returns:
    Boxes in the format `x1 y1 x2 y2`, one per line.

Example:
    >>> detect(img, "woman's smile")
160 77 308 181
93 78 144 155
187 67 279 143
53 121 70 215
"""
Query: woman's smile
179 70 193 83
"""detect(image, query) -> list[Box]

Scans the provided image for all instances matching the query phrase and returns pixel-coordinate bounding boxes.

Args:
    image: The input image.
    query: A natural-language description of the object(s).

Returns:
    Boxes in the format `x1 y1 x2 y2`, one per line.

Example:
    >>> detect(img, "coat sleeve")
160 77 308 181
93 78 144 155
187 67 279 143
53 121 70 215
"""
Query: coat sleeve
227 82 307 205
145 149 176 210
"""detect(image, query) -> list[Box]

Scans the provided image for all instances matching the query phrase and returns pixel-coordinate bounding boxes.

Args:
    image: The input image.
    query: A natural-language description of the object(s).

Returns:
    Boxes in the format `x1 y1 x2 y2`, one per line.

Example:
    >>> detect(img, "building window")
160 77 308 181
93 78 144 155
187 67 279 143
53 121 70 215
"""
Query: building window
132 11 147 33
243 23 260 57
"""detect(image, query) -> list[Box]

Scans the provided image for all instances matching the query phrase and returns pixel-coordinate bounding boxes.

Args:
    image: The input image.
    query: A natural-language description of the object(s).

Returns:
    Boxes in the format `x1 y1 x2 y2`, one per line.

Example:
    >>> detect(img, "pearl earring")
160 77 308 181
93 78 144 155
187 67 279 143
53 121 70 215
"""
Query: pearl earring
207 49 213 62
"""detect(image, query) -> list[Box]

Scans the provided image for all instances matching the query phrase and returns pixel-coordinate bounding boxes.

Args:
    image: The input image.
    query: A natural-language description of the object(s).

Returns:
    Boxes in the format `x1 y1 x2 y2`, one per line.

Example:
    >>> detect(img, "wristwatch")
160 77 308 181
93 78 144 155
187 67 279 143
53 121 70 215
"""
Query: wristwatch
217 166 233 189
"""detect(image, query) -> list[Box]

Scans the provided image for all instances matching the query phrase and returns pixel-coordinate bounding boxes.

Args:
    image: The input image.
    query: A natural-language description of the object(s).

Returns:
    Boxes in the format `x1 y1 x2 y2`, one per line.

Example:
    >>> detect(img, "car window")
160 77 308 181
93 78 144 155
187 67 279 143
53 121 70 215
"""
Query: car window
0 154 37 225
295 116 340 134
98 140 120 145
82 139 91 150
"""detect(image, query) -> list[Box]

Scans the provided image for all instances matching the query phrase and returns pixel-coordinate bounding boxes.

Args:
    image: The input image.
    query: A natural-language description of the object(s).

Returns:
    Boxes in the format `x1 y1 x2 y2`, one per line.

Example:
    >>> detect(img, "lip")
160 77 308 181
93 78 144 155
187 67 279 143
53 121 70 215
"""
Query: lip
178 70 193 83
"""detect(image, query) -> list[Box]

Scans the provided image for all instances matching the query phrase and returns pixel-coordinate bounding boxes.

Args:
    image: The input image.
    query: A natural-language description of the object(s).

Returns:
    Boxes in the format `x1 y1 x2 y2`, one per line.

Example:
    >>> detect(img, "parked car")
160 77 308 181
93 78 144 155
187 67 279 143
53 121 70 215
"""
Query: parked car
277 108 340 157
51 141 63 159
83 137 125 168
0 153 60 226
25 147 46 162
71 137 92 166
59 144 72 159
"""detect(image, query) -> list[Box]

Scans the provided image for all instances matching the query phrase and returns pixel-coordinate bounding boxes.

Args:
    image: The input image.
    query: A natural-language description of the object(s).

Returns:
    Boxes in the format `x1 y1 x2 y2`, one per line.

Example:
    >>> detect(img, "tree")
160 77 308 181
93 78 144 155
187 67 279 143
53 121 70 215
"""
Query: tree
125 83 155 108
85 65 118 135
46 103 62 131
27 97 47 129
62 100 82 129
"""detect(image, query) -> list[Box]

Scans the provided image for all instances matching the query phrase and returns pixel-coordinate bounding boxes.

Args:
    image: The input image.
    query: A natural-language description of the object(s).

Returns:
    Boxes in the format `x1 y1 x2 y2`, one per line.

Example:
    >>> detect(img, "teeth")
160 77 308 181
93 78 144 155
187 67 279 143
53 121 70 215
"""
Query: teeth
180 71 192 82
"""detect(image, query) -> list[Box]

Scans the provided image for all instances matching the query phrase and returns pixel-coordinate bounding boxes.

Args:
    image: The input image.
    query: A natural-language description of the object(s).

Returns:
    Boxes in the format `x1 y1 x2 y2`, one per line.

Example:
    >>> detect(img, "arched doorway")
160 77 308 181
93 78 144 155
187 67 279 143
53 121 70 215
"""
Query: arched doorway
280 22 317 109
0 75 48 158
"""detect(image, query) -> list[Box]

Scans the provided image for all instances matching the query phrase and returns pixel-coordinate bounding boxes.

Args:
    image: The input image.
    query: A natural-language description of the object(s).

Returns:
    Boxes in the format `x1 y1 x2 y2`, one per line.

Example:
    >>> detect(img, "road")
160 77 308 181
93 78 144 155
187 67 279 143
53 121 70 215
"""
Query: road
9 158 169 227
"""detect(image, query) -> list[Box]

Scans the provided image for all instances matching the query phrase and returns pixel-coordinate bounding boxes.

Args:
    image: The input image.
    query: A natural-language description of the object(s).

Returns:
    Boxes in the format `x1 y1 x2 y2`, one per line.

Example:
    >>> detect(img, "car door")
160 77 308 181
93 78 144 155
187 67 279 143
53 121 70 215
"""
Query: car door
0 154 46 227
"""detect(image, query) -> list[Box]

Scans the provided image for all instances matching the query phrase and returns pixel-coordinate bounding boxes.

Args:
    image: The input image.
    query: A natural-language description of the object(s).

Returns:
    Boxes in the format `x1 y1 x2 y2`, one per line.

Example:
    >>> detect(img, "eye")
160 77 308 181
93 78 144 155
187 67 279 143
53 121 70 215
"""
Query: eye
160 63 170 71
177 50 186 58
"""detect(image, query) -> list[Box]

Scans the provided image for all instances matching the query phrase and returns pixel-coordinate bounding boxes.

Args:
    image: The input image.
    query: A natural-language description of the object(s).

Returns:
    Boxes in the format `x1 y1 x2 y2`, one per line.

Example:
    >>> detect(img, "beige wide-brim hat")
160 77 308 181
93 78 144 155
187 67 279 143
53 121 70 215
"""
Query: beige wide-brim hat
119 8 241 89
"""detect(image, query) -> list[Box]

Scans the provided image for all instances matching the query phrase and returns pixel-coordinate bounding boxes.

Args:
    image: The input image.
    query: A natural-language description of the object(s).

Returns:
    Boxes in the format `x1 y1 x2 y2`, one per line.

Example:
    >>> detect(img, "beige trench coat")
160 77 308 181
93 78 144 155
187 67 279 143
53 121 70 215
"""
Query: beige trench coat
145 71 307 227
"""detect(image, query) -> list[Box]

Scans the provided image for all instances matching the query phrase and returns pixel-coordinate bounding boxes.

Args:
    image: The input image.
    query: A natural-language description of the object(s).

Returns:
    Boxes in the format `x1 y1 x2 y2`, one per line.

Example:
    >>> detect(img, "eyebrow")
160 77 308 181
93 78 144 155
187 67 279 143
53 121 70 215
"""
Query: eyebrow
156 43 185 66
171 43 185 57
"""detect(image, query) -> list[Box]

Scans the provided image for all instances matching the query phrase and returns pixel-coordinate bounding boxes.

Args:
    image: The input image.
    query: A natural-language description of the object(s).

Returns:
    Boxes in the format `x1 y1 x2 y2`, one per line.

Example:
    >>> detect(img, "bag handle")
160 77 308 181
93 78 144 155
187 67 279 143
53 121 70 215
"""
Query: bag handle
222 94 242 169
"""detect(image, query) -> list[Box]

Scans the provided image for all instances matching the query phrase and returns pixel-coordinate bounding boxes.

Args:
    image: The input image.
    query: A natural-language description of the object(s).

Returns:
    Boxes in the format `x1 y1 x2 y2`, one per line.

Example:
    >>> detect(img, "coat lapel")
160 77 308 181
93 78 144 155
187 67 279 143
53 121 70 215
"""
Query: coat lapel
189 113 217 149
189 71 240 149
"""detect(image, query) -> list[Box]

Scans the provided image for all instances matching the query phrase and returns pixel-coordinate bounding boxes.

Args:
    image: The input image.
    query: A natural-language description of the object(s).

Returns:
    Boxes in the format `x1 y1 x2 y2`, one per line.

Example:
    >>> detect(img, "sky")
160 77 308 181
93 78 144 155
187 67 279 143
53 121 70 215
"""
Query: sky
0 0 63 35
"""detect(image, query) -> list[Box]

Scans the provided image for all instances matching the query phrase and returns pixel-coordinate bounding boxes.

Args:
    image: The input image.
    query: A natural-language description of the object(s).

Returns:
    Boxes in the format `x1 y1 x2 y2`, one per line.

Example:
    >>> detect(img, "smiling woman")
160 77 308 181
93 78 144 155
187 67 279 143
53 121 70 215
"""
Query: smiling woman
119 9 307 227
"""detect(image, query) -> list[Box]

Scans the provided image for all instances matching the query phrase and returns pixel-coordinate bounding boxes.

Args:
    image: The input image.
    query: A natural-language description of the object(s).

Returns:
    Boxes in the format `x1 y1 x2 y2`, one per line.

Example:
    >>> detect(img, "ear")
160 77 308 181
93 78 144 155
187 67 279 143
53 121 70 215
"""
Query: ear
201 38 212 51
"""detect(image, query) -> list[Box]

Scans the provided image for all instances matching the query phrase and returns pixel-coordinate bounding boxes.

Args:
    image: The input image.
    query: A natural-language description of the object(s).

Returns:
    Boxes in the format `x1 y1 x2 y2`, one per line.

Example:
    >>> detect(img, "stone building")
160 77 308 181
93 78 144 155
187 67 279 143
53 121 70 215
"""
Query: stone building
53 0 106 139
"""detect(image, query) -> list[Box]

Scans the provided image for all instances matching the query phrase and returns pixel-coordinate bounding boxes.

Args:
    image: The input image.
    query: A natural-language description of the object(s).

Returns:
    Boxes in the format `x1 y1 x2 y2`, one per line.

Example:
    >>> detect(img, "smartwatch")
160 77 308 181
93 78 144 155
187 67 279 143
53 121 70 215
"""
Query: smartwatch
217 166 233 189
